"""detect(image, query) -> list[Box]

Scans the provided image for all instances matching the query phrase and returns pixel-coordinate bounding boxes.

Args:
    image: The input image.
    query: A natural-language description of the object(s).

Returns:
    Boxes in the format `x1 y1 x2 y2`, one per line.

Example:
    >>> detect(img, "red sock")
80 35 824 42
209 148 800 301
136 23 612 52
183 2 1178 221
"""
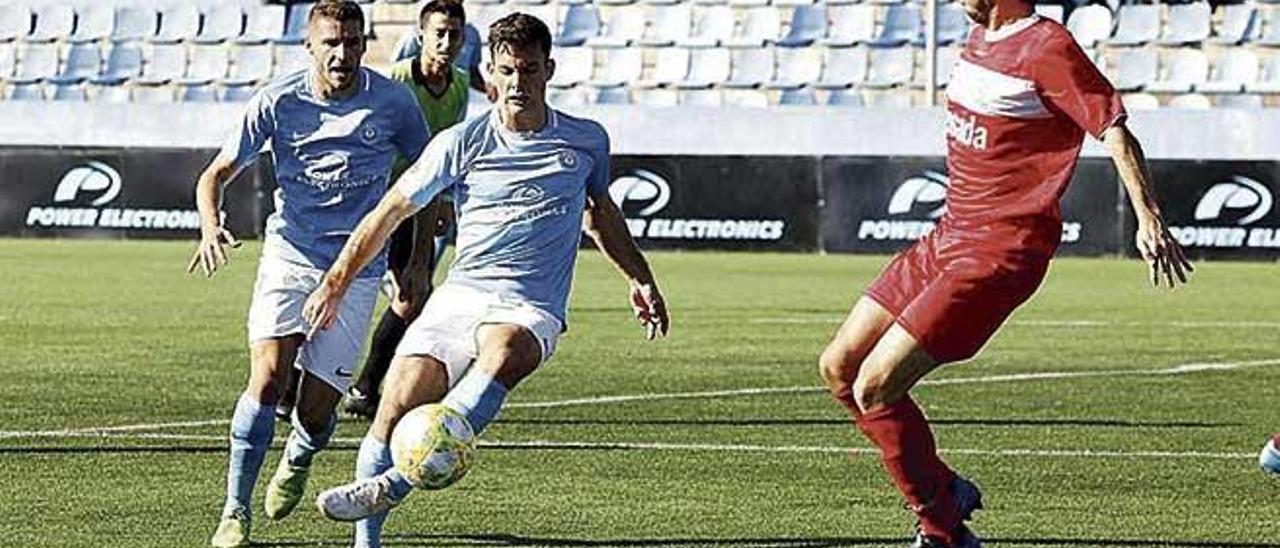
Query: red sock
856 398 958 541
830 384 863 420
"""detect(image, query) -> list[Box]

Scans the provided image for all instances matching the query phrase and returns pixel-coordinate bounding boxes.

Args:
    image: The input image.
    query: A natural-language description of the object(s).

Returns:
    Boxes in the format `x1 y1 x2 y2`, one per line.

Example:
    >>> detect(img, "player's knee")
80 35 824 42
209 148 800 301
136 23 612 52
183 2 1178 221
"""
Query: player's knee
817 345 857 392
851 375 888 413
477 326 542 387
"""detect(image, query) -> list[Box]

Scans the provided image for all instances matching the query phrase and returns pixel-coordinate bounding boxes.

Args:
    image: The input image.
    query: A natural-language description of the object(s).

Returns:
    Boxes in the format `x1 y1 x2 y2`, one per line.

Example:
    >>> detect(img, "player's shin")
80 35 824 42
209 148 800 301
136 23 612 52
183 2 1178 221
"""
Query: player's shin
354 434 396 548
285 411 337 468
855 398 959 541
441 368 508 435
225 393 277 516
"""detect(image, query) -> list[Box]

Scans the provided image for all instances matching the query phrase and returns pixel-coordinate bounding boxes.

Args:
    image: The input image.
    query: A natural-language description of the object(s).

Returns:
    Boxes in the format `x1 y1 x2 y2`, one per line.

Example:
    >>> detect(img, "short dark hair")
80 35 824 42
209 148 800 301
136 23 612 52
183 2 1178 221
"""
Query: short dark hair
309 0 365 29
488 12 552 58
420 0 466 28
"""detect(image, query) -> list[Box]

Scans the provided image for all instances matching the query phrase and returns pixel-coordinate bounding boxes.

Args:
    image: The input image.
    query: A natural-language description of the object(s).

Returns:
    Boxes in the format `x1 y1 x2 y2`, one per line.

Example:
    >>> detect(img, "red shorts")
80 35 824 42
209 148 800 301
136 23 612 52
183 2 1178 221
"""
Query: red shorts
864 225 1051 363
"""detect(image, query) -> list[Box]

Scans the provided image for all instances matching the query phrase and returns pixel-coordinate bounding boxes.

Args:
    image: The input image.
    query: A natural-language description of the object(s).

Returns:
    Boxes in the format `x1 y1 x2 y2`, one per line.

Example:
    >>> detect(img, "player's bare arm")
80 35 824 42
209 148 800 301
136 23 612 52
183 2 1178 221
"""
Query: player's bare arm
188 150 243 278
1100 123 1193 288
583 191 670 340
304 190 420 337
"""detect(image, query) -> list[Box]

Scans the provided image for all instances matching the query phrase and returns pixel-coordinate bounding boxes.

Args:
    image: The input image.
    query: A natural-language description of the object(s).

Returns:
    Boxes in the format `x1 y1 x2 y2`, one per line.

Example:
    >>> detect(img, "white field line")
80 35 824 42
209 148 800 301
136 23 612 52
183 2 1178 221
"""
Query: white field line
752 317 1280 328
1 358 1276 440
0 431 1254 460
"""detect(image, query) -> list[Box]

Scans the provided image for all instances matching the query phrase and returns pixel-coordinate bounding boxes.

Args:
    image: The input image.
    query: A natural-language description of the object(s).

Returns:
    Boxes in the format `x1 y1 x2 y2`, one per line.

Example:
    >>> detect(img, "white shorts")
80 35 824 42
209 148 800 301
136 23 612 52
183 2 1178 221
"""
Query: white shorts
246 256 381 392
396 283 563 387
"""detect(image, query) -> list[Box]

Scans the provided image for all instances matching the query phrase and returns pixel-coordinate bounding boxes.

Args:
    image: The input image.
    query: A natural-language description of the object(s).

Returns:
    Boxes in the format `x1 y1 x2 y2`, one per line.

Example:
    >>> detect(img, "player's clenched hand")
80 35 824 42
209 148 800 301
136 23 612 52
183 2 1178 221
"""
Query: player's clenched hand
303 278 347 339
187 224 241 278
1135 219 1193 289
629 281 669 340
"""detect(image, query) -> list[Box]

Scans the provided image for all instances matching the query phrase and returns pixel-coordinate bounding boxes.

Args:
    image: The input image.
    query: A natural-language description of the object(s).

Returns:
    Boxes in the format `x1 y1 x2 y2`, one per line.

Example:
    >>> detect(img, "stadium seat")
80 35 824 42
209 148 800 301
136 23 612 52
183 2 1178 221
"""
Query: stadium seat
1105 48 1157 91
679 87 721 106
777 87 815 105
273 45 309 77
910 46 958 89
69 4 112 44
1247 54 1280 93
826 87 864 106
867 4 922 48
132 83 174 103
27 3 73 43
178 82 218 103
593 86 631 104
813 46 868 89
546 86 592 108
153 4 200 44
7 81 43 100
136 44 188 85
634 47 691 87
0 43 13 79
777 4 828 47
1209 4 1256 45
555 4 601 47
9 43 59 84
1168 93 1211 109
821 4 876 47
196 4 245 45
223 44 273 86
725 6 782 47
1121 91 1159 110
1108 4 1160 46
912 3 969 46
1215 93 1263 109
112 6 157 43
239 4 287 44
276 2 315 45
675 46 730 87
766 47 821 88
219 82 258 102
522 4 563 38
632 87 679 106
1256 6 1280 46
863 89 912 107
728 0 770 8
0 3 31 43
1147 49 1209 94
722 88 769 107
89 82 130 103
549 46 594 88
468 5 509 42
180 45 229 85
721 46 774 88
639 3 693 46
1035 4 1064 24
50 82 85 101
49 42 103 85
1158 2 1210 46
861 45 913 88
679 5 734 47
587 47 642 87
91 43 144 85
586 5 644 47
1199 50 1259 94
1065 4 1113 48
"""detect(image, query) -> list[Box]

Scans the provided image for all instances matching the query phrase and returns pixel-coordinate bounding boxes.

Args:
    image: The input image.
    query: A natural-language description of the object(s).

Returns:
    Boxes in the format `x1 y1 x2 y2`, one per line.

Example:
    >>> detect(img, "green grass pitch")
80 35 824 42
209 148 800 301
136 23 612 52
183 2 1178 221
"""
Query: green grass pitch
0 239 1276 547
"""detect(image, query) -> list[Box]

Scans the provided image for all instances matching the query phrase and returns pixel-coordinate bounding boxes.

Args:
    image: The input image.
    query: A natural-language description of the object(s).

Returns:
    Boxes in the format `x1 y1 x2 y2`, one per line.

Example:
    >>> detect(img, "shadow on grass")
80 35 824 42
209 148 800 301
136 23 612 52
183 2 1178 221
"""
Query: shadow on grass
498 418 1236 429
255 534 1280 547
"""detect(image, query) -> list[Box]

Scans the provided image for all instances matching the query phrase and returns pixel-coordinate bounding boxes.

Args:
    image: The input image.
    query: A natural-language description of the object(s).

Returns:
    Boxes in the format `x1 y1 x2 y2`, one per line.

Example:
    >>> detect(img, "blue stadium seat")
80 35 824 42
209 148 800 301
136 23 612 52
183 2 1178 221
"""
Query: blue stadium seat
777 87 815 105
826 87 864 107
277 2 314 45
28 3 74 43
112 6 157 43
1066 4 1113 48
136 44 188 85
867 4 922 48
69 4 112 44
1158 2 1211 46
0 3 31 43
821 4 876 47
722 47 774 88
635 47 690 88
1200 50 1259 94
153 4 201 44
593 86 630 104
725 6 781 47
179 82 218 102
9 43 59 84
912 3 969 46
587 5 645 47
587 47 642 87
50 82 86 101
555 4 601 47
132 83 175 103
679 5 733 47
549 46 594 88
223 44 273 86
675 47 730 88
273 44 309 77
89 82 130 103
49 42 102 85
196 4 245 45
777 4 828 47
1105 47 1157 92
219 82 258 102
1108 4 1160 46
1209 4 1256 45
7 81 44 100
91 43 144 85
1147 49 1208 94
861 45 912 88
1215 93 1264 109
239 4 287 44
813 46 868 89
767 47 821 88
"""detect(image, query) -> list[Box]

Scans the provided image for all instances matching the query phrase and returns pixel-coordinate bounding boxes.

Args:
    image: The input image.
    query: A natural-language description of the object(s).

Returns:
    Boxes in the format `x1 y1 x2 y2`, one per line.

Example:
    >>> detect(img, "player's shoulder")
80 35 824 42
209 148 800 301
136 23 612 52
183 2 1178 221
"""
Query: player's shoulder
437 109 491 146
254 69 308 104
552 108 609 148
1024 15 1078 51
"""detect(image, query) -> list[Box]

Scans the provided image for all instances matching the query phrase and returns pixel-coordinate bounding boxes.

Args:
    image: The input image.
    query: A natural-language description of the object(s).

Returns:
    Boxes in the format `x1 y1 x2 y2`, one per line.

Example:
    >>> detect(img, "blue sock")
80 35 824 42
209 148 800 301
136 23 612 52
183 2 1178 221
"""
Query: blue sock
224 393 276 517
441 368 508 435
354 434 394 548
284 410 336 468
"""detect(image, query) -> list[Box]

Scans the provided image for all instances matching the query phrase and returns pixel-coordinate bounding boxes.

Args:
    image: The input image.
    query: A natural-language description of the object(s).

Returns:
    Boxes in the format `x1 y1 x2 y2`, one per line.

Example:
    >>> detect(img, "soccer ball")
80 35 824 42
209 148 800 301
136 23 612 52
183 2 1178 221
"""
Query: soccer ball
389 404 476 490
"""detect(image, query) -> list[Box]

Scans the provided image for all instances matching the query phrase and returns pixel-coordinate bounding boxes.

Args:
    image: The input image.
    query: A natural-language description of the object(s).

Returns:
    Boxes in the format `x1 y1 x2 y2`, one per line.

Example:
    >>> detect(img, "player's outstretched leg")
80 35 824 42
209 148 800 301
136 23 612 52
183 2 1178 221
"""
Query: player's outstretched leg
1261 434 1280 475
265 372 341 519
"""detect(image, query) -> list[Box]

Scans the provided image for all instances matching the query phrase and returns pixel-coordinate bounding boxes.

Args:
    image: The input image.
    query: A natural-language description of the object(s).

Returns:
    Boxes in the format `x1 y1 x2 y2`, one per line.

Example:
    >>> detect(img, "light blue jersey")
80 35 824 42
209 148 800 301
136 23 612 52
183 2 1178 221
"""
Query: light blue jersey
222 68 431 278
393 109 611 322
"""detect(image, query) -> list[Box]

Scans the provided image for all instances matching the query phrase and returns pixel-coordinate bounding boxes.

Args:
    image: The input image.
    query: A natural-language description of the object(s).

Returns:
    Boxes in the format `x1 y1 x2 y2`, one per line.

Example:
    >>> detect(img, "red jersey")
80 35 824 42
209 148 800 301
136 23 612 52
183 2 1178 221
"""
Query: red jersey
943 15 1126 256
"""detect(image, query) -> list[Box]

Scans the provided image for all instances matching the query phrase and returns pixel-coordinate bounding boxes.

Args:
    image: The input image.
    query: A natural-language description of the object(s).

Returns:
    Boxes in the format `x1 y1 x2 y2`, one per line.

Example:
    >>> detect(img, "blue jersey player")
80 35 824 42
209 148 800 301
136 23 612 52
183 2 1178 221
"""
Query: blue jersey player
188 2 430 546
302 13 670 548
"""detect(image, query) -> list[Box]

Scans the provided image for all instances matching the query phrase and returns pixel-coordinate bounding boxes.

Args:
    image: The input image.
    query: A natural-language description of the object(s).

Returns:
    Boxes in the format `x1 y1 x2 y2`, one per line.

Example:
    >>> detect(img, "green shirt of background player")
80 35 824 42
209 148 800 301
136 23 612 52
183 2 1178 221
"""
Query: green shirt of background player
341 0 473 420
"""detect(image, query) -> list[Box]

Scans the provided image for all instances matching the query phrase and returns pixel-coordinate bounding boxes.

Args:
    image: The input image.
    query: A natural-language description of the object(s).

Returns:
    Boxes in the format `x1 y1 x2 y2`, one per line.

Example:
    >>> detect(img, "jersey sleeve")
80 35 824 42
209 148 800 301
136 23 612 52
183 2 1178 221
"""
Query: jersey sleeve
218 88 274 172
587 125 612 196
1034 35 1127 139
393 126 465 208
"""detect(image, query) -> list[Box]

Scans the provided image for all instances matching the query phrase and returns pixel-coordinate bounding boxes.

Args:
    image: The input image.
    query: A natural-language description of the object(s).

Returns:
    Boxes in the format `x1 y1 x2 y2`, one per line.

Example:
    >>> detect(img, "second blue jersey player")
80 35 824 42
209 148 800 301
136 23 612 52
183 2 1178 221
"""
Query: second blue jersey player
299 13 670 548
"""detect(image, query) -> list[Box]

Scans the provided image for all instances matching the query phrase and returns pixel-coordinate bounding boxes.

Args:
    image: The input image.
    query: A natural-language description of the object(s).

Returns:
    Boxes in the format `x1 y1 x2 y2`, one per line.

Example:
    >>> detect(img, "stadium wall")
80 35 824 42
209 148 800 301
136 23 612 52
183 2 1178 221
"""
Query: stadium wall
2 103 1279 259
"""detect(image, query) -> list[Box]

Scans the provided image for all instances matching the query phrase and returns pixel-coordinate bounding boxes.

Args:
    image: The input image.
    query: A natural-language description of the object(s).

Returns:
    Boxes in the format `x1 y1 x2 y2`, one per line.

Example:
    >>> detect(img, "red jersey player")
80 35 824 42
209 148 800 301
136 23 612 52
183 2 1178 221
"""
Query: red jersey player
818 0 1192 546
